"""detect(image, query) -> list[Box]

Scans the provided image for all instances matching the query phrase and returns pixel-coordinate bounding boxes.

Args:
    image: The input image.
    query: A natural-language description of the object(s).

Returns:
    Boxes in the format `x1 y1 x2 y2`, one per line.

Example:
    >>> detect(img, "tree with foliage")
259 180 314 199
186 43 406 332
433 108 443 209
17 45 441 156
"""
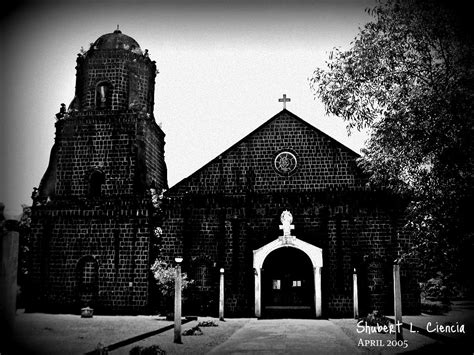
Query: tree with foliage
16 205 32 307
310 0 474 297
18 205 32 281
151 259 192 297
150 259 193 314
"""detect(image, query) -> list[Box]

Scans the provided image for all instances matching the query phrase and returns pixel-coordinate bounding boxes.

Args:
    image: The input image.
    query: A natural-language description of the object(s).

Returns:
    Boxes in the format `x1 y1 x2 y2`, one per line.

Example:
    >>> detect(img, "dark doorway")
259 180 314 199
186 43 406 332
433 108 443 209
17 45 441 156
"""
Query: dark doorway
262 247 314 318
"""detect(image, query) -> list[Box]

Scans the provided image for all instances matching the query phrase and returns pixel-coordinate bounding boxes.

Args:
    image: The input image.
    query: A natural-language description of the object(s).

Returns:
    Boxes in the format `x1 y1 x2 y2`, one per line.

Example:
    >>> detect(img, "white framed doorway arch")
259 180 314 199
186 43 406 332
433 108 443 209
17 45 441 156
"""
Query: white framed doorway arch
253 237 323 318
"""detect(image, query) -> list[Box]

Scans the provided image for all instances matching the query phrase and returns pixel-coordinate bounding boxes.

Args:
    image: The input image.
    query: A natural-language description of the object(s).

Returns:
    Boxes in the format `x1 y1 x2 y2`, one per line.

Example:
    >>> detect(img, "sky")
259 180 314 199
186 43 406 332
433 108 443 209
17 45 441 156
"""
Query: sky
1 0 375 217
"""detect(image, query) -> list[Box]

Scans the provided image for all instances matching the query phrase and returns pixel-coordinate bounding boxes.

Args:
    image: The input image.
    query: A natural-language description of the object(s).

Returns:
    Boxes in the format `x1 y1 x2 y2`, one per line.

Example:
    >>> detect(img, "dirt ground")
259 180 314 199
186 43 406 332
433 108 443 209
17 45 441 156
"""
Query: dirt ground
4 304 473 354
6 310 248 354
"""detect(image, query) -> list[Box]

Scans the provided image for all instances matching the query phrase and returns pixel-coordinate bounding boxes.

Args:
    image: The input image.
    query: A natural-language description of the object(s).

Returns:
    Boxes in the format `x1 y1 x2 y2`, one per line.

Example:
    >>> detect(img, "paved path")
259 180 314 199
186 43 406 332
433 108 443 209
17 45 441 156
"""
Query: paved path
388 300 474 342
208 319 362 354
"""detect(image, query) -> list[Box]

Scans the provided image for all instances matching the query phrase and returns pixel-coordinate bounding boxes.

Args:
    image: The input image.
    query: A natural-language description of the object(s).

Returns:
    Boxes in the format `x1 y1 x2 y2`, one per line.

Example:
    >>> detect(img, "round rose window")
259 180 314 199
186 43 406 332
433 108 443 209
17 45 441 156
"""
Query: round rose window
274 151 298 176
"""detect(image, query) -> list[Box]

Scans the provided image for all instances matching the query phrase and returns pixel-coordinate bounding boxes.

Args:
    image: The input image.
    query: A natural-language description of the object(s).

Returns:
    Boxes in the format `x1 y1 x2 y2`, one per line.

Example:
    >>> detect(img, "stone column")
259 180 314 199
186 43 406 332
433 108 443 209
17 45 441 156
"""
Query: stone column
254 268 261 317
1 218 20 337
353 268 359 319
174 260 183 344
219 268 224 321
314 266 322 318
393 264 403 340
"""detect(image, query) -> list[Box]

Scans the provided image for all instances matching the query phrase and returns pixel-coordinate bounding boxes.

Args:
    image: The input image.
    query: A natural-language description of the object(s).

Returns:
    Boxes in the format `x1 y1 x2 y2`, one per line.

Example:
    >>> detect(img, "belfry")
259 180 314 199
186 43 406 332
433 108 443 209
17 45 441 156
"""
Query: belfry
29 29 166 313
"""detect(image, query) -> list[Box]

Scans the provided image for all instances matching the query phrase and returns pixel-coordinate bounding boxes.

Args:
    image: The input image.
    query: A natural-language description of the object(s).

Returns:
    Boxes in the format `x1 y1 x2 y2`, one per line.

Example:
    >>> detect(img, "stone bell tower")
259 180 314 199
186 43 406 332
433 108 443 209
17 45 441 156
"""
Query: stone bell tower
28 28 167 313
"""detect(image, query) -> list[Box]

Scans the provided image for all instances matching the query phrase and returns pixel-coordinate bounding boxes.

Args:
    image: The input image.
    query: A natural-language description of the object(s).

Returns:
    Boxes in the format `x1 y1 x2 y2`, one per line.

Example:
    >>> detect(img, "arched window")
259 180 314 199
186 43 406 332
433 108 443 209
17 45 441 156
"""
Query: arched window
194 264 211 288
89 170 105 197
82 260 96 285
95 81 113 109
76 256 99 307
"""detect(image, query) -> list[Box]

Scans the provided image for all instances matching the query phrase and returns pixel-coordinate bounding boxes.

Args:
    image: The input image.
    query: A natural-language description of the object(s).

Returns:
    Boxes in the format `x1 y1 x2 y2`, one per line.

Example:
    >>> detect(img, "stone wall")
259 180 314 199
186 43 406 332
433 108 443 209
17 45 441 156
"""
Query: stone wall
28 201 153 313
45 113 166 200
162 192 419 317
29 112 166 313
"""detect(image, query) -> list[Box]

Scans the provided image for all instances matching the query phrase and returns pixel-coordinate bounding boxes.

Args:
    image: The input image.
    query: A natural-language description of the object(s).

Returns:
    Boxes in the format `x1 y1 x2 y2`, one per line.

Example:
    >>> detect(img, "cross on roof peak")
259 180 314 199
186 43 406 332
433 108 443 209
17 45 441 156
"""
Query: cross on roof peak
278 94 291 109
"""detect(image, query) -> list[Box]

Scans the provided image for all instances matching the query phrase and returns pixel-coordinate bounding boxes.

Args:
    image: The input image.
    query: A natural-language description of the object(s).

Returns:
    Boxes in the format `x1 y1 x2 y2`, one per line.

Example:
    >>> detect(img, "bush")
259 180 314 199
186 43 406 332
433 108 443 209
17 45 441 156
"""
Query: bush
130 345 166 355
421 300 451 315
198 320 218 327
358 310 391 333
182 325 203 336
420 272 458 303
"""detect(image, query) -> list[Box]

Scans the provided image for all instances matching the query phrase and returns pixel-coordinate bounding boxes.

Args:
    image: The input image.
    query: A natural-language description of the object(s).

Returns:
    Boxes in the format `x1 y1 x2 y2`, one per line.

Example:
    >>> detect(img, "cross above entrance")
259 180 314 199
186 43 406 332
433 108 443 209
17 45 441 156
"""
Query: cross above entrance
279 210 295 237
279 223 295 237
278 94 291 109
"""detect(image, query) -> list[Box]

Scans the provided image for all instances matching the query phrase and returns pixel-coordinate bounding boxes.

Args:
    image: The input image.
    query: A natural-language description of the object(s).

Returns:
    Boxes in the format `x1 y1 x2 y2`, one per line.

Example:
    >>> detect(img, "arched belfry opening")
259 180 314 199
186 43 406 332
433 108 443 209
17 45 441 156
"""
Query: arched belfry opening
253 211 323 318
95 81 113 110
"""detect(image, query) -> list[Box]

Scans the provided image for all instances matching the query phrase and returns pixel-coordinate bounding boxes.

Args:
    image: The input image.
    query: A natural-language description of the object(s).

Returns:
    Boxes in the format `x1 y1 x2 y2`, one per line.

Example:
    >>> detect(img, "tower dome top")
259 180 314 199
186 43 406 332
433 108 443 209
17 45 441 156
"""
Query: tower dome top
93 27 141 52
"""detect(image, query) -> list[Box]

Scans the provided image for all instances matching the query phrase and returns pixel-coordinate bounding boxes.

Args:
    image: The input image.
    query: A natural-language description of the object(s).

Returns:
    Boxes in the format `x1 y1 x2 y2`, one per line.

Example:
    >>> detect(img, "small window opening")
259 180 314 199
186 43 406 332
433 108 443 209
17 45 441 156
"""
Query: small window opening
89 170 105 197
272 280 281 290
82 260 96 285
195 265 210 288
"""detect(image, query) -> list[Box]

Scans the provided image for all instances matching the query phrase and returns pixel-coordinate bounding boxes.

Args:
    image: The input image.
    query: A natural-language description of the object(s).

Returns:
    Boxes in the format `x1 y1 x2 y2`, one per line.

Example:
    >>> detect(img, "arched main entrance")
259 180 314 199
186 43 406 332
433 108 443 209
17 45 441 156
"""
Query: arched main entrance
262 247 314 318
253 235 323 318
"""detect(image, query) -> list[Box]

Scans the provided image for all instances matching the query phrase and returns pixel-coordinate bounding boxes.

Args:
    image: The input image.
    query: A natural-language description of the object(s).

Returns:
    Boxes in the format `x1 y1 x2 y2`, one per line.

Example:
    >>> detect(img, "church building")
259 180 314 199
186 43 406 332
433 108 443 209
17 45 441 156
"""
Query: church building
161 108 420 318
28 30 420 317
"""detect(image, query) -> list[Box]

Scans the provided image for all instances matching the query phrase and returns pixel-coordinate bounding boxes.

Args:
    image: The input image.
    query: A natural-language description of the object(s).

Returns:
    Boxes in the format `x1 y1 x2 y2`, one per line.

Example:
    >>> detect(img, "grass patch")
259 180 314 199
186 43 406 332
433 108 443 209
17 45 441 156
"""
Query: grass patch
421 300 451 314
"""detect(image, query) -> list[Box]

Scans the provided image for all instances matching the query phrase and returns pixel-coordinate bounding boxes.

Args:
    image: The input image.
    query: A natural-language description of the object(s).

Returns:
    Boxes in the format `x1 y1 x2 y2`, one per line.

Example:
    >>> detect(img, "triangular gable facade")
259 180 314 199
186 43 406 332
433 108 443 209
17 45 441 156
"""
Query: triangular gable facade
169 109 367 195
